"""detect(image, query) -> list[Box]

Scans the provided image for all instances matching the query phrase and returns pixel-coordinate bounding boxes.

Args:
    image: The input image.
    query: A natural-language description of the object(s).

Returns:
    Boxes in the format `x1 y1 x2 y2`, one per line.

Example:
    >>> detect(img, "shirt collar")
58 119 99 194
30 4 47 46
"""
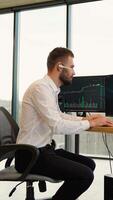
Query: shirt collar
44 75 60 94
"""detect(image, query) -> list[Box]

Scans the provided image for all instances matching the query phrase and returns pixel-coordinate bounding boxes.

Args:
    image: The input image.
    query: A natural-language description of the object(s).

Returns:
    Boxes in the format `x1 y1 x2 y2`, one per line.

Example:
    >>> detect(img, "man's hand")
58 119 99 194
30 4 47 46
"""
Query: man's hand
82 114 113 128
82 114 104 121
88 116 113 128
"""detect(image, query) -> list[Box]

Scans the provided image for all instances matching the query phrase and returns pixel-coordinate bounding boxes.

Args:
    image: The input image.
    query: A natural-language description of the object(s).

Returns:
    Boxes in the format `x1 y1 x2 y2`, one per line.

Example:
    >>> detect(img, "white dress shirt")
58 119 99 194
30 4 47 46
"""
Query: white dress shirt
17 75 90 148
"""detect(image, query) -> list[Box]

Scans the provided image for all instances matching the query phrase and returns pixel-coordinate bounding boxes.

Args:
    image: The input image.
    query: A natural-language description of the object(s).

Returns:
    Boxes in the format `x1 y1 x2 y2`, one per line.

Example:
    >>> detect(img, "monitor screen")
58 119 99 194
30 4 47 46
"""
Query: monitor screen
58 75 106 113
105 74 113 117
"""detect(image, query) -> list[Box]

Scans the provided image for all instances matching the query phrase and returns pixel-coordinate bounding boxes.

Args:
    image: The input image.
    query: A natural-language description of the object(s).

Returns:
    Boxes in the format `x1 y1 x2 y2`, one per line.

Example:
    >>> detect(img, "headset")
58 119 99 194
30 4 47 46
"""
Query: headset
58 64 71 70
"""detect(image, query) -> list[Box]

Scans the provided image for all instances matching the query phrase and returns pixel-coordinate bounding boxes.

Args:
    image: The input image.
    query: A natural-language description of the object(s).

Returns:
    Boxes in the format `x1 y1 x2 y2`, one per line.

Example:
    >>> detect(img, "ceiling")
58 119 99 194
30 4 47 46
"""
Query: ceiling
0 0 54 9
0 0 102 11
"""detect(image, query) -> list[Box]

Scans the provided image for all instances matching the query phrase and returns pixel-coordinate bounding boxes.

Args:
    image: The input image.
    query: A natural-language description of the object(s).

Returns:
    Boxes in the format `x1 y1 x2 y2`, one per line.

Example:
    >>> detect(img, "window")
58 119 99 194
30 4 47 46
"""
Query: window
19 6 66 148
71 0 113 76
0 14 13 112
19 6 66 101
71 0 113 157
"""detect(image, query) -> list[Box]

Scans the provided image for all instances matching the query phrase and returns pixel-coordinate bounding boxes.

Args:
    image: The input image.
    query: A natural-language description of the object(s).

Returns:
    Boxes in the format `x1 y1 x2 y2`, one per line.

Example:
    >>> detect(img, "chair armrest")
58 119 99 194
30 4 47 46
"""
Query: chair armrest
0 144 40 180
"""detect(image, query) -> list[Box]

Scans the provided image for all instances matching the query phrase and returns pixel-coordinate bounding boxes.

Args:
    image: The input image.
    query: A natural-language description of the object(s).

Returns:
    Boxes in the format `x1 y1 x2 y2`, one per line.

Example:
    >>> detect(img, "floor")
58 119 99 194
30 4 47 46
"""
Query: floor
0 159 112 200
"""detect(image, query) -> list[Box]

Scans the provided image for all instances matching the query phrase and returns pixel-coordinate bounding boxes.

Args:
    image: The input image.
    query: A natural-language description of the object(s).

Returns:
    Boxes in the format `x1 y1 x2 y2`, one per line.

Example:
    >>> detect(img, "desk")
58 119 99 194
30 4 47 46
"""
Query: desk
89 126 113 200
89 126 113 133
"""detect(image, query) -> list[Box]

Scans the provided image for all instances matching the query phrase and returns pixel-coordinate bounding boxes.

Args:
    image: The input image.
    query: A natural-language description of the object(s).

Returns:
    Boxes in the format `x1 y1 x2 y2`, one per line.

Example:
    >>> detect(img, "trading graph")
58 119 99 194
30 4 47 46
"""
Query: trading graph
59 76 105 112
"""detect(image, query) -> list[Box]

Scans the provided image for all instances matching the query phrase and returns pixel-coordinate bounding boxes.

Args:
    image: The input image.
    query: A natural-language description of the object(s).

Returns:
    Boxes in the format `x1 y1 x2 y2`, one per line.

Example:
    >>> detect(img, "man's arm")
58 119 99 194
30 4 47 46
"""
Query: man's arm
59 111 113 128
31 84 113 135
60 112 82 121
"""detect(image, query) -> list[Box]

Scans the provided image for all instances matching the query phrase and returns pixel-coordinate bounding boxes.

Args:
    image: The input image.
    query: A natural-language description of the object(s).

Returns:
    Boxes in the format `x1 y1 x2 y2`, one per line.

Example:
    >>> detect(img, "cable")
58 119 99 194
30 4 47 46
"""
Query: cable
85 112 113 173
102 133 113 157
102 132 113 173
9 181 24 197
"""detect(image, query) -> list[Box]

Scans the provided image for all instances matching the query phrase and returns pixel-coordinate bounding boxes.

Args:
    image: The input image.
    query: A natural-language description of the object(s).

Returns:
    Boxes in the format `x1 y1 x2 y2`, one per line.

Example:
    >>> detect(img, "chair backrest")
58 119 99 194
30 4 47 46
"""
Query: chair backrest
0 107 19 145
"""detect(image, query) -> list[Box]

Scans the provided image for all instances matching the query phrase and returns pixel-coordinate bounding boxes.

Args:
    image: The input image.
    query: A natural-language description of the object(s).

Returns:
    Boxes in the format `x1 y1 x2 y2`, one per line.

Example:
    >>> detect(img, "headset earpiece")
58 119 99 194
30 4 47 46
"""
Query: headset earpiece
59 64 63 68
57 64 63 71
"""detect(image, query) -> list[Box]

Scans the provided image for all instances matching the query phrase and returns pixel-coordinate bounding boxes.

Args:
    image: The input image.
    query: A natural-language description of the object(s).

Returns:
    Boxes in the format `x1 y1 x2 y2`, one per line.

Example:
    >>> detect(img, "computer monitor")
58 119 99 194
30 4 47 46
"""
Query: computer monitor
58 75 106 113
105 74 113 117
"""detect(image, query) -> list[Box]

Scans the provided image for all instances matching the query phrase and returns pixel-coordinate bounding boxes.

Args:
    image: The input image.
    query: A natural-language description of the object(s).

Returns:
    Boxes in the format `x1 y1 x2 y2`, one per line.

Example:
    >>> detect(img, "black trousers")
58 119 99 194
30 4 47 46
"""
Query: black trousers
15 145 96 200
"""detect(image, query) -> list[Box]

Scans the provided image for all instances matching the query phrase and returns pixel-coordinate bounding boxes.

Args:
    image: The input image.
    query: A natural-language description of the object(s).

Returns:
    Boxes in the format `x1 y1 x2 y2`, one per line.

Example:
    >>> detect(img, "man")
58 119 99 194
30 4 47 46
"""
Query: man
16 47 113 200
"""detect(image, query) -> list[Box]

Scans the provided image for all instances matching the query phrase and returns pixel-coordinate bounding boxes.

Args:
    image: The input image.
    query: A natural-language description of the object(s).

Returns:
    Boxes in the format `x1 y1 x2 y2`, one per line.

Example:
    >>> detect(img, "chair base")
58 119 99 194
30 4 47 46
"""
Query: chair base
25 181 52 200
25 182 35 200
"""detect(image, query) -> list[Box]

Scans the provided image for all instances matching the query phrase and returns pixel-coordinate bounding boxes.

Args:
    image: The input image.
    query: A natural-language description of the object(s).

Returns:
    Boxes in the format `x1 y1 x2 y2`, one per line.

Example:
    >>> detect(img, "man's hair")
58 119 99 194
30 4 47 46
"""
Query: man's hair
47 47 74 71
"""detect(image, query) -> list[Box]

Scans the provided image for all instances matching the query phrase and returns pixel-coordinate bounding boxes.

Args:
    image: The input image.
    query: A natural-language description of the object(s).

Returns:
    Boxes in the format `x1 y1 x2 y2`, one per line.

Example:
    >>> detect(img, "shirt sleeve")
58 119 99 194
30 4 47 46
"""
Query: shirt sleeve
60 112 83 121
31 84 90 135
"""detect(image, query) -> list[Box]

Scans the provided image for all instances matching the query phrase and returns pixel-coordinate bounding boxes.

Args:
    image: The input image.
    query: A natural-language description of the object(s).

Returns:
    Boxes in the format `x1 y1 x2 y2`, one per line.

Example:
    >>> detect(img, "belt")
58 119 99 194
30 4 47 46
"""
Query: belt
39 139 56 152
45 139 56 149
51 139 56 149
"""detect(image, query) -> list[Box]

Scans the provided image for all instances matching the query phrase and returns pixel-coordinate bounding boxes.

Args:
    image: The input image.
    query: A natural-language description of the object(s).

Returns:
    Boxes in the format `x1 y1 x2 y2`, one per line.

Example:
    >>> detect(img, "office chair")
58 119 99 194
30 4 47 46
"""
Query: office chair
0 106 61 200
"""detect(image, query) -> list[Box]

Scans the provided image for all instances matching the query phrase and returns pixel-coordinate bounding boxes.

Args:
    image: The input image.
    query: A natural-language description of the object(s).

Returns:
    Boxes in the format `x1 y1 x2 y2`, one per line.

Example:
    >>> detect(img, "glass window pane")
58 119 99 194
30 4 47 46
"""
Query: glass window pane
71 0 113 157
19 6 66 100
0 14 13 112
19 6 66 148
71 0 113 76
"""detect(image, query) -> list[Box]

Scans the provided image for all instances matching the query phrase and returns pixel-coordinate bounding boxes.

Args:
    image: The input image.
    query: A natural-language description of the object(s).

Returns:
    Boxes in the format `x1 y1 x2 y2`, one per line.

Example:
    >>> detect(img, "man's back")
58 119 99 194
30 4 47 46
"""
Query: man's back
17 75 58 147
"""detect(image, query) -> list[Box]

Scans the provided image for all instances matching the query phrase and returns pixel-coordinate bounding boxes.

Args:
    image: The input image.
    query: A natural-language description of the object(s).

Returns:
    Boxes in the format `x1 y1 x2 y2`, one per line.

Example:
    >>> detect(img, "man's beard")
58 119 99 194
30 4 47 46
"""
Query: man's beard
59 71 73 86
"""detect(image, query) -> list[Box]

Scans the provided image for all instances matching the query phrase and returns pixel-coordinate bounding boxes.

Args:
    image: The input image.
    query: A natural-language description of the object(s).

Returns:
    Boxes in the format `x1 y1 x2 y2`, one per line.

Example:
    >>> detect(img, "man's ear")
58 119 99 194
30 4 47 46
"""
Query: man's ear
56 63 63 72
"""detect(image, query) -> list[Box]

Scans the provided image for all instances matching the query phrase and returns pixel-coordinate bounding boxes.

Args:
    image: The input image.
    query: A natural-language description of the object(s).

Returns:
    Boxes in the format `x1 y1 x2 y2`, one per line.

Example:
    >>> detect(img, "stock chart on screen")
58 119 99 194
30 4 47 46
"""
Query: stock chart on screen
58 75 106 113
